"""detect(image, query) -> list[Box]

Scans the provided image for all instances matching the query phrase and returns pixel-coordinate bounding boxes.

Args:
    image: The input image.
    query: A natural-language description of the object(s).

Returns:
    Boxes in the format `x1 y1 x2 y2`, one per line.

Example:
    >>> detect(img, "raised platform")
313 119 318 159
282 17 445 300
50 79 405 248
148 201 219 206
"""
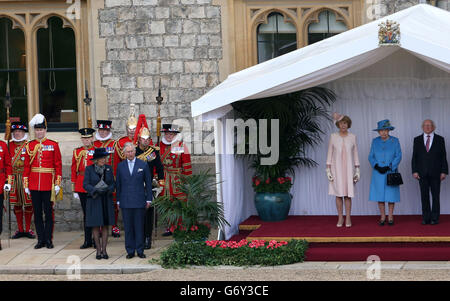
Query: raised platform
237 215 450 243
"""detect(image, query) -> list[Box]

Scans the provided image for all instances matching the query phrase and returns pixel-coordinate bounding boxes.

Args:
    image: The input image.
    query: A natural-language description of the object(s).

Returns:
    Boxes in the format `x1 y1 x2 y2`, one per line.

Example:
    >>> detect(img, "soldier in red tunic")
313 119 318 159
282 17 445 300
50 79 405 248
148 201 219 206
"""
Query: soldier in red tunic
93 120 120 237
9 121 35 240
113 110 138 174
0 131 13 250
23 114 62 249
71 128 95 249
159 124 192 236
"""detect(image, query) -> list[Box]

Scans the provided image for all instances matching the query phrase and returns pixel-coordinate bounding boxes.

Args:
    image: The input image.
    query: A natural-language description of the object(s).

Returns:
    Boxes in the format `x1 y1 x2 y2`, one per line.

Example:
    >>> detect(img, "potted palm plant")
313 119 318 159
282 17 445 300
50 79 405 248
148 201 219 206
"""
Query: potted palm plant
233 87 336 221
153 170 229 242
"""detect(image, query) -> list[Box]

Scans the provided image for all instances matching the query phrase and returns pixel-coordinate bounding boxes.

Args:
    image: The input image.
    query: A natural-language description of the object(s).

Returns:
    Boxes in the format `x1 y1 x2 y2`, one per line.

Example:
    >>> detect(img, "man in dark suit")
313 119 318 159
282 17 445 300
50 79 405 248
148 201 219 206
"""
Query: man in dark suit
412 120 448 225
116 142 153 258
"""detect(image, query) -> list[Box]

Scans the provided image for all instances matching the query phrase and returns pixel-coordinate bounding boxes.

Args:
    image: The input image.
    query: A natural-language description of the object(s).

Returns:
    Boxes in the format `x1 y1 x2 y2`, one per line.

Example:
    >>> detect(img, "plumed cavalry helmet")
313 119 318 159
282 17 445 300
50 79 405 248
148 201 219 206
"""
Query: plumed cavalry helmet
126 104 138 130
138 127 151 140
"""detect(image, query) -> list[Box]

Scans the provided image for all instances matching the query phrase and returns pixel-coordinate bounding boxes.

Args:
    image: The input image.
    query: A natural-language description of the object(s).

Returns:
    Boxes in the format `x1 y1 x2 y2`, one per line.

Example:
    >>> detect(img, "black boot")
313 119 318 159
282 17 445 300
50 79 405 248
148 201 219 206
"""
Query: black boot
46 240 54 249
34 241 45 249
80 241 93 249
144 237 152 249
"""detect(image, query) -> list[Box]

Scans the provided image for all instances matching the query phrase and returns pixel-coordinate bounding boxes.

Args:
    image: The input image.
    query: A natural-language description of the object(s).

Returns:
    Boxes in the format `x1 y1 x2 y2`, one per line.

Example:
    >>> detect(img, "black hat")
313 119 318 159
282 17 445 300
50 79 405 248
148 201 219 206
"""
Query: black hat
96 120 112 129
78 128 95 138
161 124 180 133
11 121 28 132
91 148 110 161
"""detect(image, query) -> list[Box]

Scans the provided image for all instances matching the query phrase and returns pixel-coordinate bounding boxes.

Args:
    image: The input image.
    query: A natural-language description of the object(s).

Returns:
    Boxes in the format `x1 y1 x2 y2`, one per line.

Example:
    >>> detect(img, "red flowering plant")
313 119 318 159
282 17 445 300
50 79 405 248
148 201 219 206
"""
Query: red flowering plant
252 176 293 193
158 239 308 268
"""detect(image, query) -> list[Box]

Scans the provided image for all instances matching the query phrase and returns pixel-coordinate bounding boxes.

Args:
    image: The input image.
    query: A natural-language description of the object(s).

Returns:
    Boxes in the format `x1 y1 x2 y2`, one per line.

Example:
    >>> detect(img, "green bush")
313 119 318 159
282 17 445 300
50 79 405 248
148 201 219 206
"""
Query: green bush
158 239 309 269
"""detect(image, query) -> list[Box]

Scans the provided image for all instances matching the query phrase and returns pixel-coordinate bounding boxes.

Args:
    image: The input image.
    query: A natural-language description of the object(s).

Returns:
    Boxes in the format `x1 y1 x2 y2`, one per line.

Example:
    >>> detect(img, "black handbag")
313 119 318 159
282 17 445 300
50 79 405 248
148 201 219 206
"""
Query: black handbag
387 169 403 186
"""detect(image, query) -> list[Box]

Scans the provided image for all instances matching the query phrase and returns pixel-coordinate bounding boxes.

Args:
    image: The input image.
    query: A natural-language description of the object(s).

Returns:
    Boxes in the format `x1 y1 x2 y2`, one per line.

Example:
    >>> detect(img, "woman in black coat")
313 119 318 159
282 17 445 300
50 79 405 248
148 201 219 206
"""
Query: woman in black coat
83 148 115 260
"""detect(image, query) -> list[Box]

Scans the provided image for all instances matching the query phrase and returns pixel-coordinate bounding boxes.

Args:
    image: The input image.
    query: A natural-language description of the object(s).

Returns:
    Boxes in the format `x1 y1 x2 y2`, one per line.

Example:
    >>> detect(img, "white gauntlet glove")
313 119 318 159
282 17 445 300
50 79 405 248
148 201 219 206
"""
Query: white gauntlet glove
353 167 360 183
73 193 79 200
3 184 11 192
25 188 30 195
326 167 334 182
54 185 60 195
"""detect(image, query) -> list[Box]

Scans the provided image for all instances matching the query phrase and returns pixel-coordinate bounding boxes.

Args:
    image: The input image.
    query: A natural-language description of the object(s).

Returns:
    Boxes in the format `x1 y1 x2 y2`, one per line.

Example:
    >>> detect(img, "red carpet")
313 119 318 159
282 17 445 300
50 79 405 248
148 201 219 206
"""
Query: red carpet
305 242 450 261
240 215 450 242
231 215 450 261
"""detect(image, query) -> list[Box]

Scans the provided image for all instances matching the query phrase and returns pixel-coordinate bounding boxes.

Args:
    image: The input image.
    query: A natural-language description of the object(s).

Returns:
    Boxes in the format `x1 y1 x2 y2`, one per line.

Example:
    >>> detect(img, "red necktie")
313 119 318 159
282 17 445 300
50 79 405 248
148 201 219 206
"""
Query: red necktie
426 135 430 152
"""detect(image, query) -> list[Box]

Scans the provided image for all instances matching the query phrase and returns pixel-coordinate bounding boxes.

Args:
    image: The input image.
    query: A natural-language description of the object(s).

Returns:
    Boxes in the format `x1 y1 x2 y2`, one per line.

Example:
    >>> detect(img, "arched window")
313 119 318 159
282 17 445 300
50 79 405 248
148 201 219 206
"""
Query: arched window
308 10 348 45
0 17 27 124
37 16 78 130
257 12 297 63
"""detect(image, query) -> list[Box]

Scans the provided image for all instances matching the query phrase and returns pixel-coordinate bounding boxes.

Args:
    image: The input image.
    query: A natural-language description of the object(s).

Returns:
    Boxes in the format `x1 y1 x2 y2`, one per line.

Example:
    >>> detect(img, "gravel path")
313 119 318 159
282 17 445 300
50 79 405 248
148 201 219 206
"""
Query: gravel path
1 269 450 281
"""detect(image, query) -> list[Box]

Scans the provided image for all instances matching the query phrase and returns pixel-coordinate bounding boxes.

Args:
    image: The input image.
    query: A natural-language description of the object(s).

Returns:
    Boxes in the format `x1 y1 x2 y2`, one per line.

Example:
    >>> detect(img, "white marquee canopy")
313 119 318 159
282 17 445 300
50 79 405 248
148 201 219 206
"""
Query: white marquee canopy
192 4 450 120
190 4 450 239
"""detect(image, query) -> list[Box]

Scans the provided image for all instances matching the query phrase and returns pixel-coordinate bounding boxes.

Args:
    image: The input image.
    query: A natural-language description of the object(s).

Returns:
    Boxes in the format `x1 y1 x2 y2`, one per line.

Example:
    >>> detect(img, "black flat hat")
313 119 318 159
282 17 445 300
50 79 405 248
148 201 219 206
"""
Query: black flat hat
11 121 28 132
78 128 95 138
161 124 180 133
96 120 112 129
91 148 110 161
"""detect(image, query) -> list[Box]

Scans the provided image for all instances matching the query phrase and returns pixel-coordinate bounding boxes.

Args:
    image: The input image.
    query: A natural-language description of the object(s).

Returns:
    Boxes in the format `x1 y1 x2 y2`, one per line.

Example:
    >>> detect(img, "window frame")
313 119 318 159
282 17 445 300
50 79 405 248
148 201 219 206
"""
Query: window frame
0 1 90 132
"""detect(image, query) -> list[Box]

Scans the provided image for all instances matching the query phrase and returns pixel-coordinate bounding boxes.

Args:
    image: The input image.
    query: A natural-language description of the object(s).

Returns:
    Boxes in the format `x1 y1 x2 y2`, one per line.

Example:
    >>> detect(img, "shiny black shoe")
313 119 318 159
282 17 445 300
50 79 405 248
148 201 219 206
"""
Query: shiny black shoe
34 241 45 249
96 252 102 260
379 219 385 226
422 220 430 225
144 237 152 249
162 230 172 237
80 242 93 249
137 253 146 259
11 231 24 239
46 240 54 249
24 230 36 239
388 219 394 226
126 253 135 259
102 252 109 260
431 220 439 225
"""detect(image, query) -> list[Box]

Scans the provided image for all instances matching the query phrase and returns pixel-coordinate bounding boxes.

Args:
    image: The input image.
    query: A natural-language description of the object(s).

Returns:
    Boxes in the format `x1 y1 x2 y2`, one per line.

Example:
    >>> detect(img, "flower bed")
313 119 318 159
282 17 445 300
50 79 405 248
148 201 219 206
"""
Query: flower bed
158 239 308 268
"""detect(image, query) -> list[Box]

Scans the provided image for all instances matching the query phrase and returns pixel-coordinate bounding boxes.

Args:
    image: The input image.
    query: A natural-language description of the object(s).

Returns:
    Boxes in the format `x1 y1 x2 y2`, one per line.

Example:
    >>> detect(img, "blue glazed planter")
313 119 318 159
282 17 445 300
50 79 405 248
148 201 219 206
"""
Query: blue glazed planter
254 192 292 222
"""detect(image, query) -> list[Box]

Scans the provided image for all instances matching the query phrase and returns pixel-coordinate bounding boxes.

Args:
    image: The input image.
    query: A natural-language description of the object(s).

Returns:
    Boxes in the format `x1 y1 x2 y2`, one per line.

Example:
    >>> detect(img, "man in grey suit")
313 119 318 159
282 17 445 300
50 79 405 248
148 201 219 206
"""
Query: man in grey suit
116 142 153 258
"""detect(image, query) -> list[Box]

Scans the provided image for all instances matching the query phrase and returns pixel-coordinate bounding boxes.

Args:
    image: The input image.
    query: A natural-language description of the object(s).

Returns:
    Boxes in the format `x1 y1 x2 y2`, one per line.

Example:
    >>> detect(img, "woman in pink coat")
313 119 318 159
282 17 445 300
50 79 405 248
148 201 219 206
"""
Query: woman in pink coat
326 113 360 227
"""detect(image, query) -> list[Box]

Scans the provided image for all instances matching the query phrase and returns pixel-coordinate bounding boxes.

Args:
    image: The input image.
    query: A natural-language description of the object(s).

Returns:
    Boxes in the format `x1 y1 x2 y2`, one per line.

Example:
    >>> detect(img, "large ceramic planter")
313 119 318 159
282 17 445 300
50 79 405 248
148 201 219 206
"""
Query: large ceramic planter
254 192 292 222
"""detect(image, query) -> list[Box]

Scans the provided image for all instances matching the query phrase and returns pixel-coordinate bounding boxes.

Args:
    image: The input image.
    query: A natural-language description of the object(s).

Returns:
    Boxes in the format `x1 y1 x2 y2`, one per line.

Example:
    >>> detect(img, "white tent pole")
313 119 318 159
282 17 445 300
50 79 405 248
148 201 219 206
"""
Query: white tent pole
214 118 225 240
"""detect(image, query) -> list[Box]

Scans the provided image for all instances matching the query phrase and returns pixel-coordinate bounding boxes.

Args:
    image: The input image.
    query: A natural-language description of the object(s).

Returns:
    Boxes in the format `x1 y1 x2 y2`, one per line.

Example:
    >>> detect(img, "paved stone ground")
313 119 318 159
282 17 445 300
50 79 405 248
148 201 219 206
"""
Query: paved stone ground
2 230 450 281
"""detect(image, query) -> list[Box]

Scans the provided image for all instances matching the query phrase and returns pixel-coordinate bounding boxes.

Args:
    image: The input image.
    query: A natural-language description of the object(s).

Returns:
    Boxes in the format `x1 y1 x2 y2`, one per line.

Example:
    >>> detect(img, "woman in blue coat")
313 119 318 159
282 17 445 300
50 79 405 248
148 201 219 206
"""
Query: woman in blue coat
368 120 402 226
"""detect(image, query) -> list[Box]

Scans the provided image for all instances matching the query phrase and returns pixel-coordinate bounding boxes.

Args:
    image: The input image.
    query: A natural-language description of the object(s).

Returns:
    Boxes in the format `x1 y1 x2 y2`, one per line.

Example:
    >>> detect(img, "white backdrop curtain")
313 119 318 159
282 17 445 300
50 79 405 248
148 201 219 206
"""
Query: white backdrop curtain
219 50 450 239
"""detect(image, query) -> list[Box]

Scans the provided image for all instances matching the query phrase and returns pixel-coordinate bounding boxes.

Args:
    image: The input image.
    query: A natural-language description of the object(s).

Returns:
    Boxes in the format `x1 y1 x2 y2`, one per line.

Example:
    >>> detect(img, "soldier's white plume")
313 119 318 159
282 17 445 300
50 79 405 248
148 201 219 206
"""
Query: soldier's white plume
29 113 46 128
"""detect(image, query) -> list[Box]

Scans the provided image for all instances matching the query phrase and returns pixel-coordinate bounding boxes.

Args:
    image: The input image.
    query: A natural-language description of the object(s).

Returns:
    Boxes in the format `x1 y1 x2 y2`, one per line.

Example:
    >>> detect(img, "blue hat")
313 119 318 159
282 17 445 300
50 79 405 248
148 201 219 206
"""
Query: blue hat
373 119 395 131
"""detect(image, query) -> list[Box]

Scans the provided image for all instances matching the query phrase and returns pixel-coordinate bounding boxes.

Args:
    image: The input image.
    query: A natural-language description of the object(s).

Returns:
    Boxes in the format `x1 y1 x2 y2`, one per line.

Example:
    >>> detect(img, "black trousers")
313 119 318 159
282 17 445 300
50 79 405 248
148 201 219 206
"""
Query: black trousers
419 175 441 223
144 206 154 238
0 194 3 235
79 193 92 244
31 190 53 243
